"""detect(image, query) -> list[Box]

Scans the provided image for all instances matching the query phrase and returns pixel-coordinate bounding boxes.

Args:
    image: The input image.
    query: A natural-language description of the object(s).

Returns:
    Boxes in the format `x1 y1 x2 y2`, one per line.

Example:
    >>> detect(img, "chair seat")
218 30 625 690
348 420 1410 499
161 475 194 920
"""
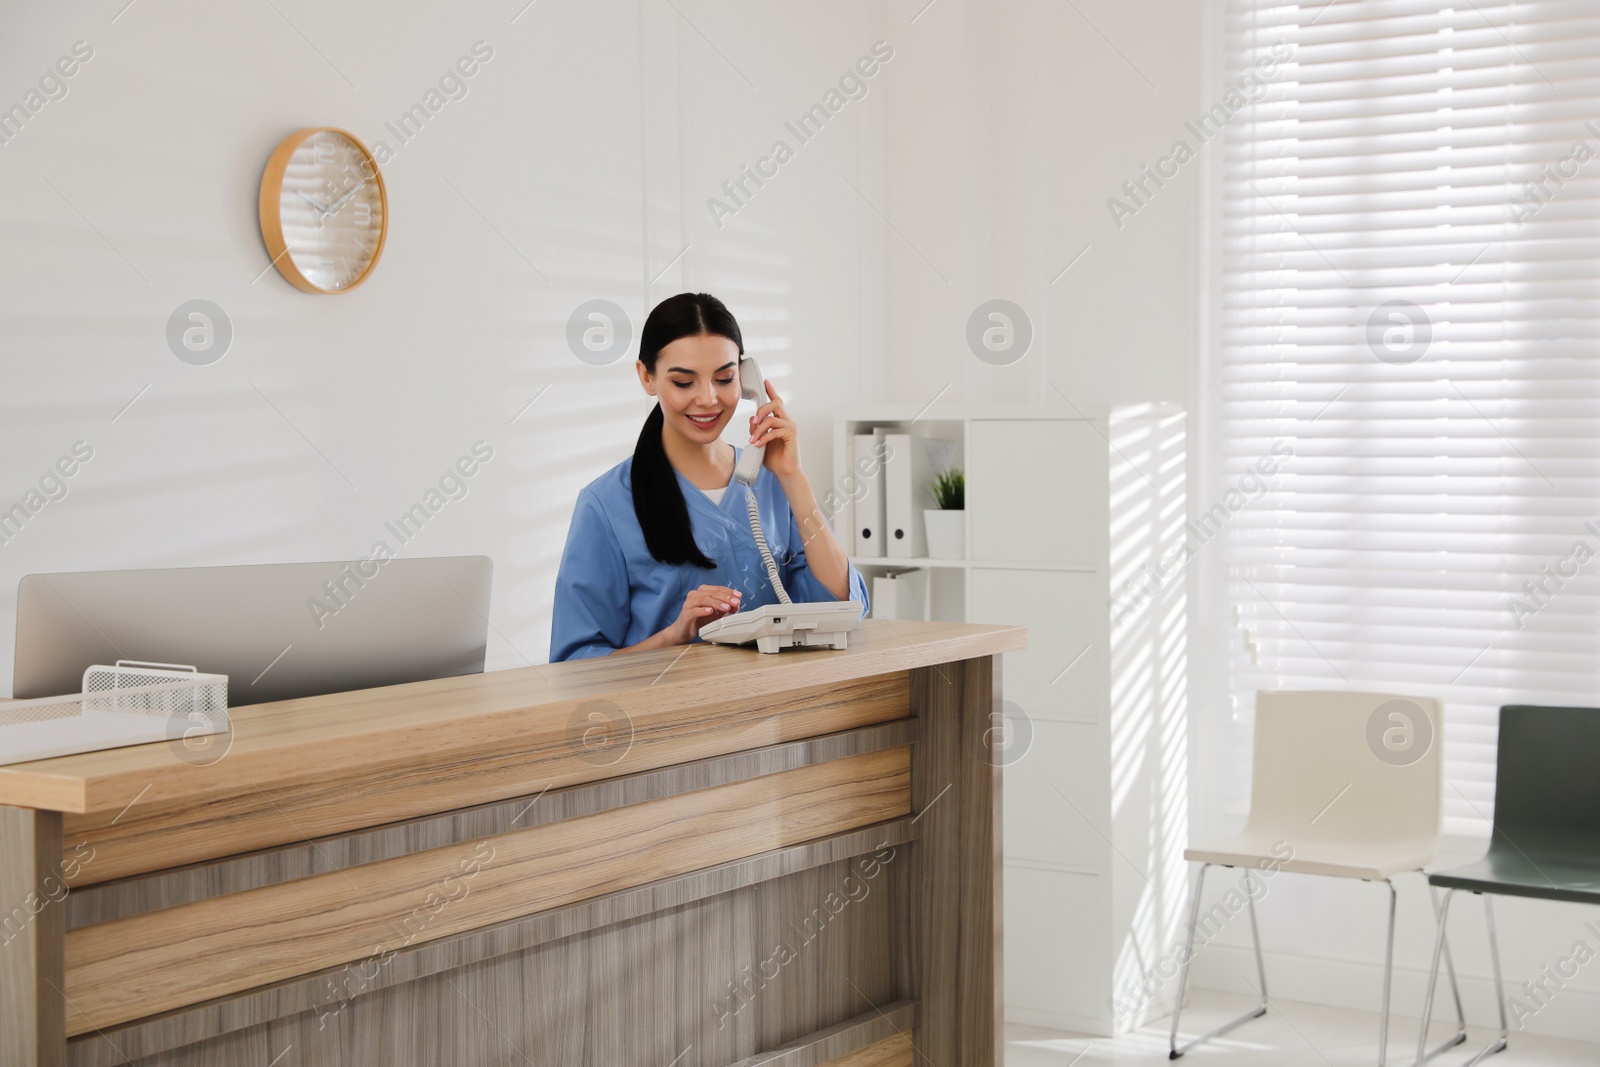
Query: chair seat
1428 848 1600 905
1187 834 1436 880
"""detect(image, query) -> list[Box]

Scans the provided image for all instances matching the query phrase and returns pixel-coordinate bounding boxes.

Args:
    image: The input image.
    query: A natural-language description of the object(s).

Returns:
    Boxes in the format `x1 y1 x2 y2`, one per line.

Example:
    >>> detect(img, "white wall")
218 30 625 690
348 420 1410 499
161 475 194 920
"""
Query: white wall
881 0 1201 414
0 0 889 686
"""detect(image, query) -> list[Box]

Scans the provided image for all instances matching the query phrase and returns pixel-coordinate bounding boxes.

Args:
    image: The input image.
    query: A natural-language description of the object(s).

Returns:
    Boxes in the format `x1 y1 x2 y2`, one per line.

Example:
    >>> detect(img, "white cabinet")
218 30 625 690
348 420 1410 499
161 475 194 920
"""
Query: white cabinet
968 419 1106 565
1005 867 1106 1031
1002 718 1104 871
969 568 1105 719
834 405 1187 1036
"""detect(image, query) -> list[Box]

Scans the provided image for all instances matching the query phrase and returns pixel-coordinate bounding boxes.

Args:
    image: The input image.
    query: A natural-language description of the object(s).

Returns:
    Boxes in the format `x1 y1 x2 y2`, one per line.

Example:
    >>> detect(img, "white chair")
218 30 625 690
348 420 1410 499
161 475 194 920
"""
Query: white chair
1168 690 1466 1066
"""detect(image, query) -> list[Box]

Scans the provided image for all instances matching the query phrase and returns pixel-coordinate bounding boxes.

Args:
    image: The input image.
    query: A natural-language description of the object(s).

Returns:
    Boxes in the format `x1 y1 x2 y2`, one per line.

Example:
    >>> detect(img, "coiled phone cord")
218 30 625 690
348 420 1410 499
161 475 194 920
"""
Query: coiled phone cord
745 488 793 605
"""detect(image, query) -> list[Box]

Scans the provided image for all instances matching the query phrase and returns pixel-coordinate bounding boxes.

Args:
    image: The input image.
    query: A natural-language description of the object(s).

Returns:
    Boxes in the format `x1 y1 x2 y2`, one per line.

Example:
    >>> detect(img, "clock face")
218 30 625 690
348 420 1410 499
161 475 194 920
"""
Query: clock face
272 130 385 292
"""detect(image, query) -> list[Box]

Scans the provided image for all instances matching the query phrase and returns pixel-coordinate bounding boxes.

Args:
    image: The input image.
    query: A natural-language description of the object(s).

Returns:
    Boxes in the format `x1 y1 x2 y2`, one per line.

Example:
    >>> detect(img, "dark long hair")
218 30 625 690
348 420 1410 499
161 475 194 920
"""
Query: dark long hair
632 292 744 568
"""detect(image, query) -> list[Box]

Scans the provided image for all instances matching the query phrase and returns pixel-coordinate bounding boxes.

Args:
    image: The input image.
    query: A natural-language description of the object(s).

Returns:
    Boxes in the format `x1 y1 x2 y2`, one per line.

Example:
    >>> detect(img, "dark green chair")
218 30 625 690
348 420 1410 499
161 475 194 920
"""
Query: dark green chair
1415 705 1600 1065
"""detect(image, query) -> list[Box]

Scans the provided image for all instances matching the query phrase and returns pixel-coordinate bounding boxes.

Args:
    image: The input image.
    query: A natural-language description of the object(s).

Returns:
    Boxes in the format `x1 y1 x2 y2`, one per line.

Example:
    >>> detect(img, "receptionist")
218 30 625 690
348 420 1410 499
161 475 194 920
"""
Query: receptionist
549 292 869 661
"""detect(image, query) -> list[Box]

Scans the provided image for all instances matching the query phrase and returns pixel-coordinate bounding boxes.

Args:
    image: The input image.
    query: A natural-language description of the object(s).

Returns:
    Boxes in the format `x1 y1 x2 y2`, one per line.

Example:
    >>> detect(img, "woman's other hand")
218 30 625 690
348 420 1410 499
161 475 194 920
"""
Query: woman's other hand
672 584 743 643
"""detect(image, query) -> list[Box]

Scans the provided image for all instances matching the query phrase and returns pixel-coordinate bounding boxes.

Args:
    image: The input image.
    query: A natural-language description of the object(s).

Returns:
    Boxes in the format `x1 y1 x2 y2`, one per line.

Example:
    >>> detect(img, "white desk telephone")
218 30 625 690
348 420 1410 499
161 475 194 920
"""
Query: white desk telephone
697 356 864 653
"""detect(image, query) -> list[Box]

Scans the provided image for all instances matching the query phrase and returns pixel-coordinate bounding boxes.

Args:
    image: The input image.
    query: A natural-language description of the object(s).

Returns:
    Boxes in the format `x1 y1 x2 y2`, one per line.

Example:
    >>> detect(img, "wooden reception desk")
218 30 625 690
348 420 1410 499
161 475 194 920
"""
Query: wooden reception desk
0 619 1024 1067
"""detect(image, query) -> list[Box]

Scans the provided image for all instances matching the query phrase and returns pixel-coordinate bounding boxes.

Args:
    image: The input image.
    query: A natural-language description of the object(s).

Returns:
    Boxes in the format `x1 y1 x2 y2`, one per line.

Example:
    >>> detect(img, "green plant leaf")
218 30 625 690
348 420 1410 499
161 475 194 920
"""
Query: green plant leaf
930 468 964 510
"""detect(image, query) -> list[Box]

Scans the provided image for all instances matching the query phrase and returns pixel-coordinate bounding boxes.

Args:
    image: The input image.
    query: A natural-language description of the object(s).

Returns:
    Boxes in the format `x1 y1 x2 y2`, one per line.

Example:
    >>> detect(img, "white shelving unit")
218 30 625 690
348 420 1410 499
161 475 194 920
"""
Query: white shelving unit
834 404 1189 1036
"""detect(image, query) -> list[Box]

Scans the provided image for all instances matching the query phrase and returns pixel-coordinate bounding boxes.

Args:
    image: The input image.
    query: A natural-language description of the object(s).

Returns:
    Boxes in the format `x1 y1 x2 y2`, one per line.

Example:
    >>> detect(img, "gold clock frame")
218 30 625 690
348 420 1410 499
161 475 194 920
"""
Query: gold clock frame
258 126 389 294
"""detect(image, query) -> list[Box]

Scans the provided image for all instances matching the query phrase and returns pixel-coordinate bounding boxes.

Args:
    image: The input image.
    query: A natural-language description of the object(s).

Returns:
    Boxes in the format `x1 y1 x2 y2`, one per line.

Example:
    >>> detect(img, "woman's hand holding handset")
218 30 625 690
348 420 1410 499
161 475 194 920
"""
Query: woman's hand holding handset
748 379 801 480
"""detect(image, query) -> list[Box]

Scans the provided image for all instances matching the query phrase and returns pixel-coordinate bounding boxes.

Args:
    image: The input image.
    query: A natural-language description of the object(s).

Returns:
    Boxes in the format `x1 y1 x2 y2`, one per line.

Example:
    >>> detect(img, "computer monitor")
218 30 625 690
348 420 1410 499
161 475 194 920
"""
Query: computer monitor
13 556 493 705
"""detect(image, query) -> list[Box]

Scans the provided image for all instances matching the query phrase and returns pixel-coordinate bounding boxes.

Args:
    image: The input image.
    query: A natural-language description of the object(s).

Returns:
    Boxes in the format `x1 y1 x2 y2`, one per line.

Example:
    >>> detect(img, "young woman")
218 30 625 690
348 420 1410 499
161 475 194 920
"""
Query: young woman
549 292 869 661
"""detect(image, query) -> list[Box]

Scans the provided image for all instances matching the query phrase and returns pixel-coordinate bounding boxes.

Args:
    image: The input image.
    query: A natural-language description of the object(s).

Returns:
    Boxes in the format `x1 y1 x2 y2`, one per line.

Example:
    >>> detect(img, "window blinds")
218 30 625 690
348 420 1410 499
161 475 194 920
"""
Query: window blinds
1214 0 1600 836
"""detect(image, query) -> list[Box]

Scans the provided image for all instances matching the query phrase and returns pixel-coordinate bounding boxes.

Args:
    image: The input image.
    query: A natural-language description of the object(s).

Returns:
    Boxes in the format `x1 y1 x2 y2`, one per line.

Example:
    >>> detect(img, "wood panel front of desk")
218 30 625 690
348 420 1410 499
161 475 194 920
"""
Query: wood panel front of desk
0 620 1023 1067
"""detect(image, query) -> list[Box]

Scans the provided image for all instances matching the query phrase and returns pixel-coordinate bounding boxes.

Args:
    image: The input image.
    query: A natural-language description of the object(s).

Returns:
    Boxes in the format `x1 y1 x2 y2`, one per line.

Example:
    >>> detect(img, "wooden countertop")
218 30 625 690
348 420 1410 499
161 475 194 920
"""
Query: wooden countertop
0 619 1025 815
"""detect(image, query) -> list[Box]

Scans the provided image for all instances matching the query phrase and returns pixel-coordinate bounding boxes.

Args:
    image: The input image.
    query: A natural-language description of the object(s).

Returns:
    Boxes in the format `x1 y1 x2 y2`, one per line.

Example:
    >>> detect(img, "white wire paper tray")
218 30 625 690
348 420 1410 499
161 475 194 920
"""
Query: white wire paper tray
0 660 229 767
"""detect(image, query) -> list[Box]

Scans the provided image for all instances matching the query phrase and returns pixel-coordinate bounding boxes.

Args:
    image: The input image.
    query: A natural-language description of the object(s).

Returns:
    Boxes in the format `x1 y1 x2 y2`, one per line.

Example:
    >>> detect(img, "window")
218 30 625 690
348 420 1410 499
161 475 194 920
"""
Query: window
1211 0 1600 836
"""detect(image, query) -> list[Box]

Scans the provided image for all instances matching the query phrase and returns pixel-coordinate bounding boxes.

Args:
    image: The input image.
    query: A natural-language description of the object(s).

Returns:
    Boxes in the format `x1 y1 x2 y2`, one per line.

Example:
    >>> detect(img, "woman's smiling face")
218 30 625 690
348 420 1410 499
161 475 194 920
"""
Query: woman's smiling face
639 332 743 445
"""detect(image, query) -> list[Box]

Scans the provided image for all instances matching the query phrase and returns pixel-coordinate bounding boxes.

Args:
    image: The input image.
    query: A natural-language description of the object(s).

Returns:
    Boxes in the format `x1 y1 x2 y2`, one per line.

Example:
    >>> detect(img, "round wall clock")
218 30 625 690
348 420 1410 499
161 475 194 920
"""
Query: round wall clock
258 127 388 294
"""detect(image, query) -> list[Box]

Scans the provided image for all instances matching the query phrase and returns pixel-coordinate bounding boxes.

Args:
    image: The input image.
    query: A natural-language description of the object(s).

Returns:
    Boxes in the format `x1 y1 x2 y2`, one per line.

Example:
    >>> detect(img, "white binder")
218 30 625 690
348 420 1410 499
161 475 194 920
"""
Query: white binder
852 431 886 557
884 434 949 558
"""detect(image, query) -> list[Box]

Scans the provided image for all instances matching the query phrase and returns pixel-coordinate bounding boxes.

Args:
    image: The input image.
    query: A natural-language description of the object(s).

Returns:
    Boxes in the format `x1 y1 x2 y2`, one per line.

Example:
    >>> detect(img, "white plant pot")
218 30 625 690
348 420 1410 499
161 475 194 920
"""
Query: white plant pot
923 509 965 560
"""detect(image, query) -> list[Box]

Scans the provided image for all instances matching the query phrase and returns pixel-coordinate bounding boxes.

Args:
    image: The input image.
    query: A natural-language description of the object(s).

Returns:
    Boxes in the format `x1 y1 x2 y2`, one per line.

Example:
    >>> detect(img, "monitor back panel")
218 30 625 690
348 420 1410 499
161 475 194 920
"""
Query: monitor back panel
14 556 492 705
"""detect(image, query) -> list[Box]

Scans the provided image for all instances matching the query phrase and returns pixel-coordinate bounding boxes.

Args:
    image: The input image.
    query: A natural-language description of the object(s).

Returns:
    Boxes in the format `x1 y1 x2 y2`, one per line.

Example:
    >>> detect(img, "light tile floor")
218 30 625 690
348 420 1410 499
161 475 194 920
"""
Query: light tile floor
1004 989 1599 1066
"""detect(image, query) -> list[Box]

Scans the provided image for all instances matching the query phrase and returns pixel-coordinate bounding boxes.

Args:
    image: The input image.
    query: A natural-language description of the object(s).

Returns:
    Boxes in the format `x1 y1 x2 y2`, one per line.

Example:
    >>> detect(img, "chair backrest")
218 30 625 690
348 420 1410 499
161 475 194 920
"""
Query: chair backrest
1242 690 1444 849
1492 706 1600 850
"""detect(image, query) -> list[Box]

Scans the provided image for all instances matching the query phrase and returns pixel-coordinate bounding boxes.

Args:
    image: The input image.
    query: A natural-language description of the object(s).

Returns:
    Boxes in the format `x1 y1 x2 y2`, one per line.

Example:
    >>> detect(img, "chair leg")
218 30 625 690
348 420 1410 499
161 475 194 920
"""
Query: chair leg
1414 890 1508 1067
1168 862 1206 1059
1415 888 1454 1067
1378 879 1397 1066
1427 883 1469 1060
1246 873 1269 999
1169 863 1269 1060
1388 877 1471 1067
1479 895 1509 1063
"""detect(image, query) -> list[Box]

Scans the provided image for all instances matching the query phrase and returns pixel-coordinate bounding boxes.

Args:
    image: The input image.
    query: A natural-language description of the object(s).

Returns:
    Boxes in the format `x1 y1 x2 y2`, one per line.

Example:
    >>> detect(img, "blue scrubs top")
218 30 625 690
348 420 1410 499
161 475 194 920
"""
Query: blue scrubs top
550 446 871 662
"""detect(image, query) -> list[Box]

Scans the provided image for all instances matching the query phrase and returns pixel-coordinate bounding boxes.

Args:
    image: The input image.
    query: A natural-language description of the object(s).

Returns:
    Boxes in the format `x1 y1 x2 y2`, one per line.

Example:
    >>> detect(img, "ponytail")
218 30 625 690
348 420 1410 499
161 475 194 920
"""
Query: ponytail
631 399 716 568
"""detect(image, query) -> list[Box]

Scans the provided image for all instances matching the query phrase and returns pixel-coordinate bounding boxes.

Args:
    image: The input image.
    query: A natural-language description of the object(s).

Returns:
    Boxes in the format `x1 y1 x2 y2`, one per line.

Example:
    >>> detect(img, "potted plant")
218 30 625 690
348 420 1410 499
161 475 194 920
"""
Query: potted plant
924 468 965 559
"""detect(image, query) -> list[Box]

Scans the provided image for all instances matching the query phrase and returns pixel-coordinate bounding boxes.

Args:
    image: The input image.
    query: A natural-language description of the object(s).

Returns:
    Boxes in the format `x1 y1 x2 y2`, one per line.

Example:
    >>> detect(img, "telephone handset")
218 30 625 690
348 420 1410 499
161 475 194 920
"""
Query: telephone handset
698 353 866 651
725 355 791 605
732 356 767 487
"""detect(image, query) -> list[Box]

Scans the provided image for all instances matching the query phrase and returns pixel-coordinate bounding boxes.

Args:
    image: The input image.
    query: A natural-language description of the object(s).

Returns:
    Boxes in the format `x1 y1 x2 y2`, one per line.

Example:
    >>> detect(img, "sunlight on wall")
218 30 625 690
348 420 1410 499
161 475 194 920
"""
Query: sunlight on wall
1107 403 1189 1031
